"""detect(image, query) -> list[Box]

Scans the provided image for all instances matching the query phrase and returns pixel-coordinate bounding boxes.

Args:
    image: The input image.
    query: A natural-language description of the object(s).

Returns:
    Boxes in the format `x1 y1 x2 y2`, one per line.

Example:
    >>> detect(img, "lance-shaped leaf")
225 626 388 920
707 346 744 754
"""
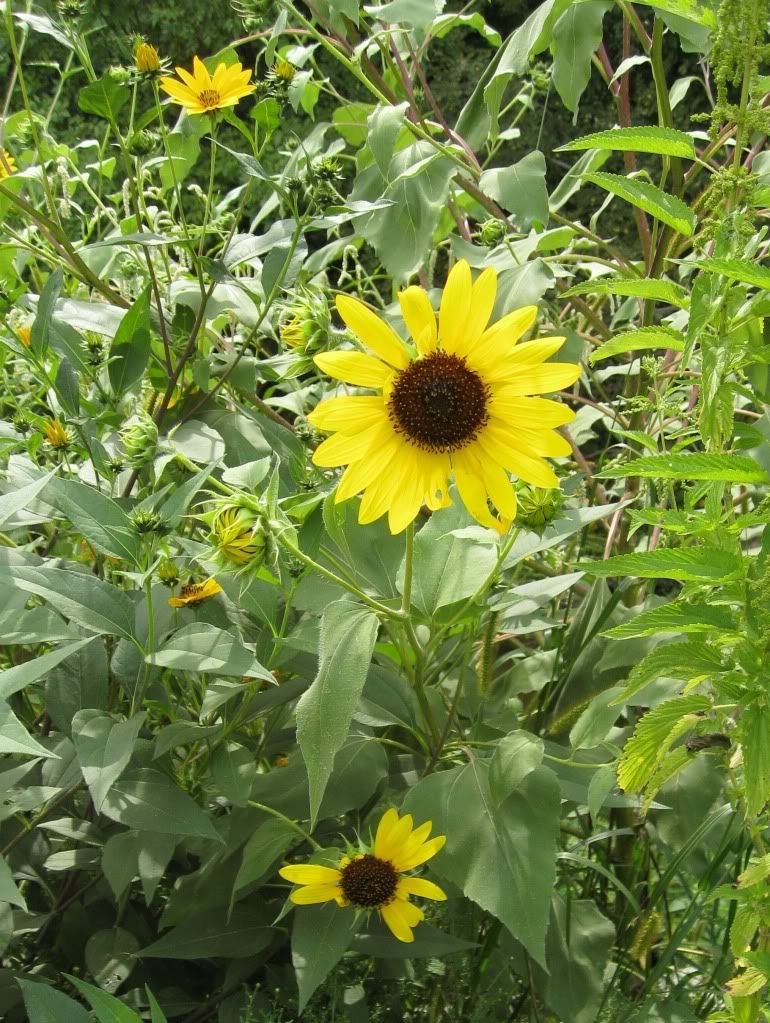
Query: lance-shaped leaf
558 125 696 158
584 171 695 236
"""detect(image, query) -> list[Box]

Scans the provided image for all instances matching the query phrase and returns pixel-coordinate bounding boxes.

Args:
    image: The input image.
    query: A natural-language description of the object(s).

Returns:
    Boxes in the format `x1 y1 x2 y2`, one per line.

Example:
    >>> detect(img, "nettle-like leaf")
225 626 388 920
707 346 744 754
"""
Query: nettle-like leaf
583 171 695 235
563 275 690 307
739 704 770 817
558 125 696 158
589 326 685 364
616 640 724 702
597 452 769 484
618 695 711 793
575 546 741 583
604 601 737 640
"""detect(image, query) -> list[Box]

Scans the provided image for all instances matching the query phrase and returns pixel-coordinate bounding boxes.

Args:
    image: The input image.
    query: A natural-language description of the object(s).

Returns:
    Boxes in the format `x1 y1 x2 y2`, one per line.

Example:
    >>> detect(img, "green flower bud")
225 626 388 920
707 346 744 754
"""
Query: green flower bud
120 412 158 469
127 129 160 157
516 485 563 532
210 502 267 568
130 509 169 535
157 558 180 587
475 218 507 246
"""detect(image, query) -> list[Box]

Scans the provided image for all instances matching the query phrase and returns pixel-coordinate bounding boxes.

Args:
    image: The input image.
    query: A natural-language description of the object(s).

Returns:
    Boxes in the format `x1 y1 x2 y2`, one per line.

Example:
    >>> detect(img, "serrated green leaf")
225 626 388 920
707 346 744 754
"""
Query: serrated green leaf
558 125 696 158
740 704 770 817
603 602 735 640
575 546 740 583
630 0 716 27
590 326 685 364
148 624 273 681
140 906 273 959
731 904 760 955
78 75 130 121
479 151 549 229
100 767 222 841
584 172 695 235
0 701 60 759
690 257 770 290
563 275 689 307
597 452 768 484
618 695 710 792
297 600 379 826
616 640 724 701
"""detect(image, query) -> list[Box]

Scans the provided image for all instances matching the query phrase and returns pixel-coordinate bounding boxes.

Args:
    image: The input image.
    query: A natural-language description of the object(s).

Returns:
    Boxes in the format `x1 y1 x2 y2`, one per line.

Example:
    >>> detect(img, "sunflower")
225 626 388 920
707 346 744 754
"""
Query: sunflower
0 149 17 179
43 419 69 450
308 260 581 534
168 577 222 608
16 325 31 347
279 809 446 943
160 56 256 115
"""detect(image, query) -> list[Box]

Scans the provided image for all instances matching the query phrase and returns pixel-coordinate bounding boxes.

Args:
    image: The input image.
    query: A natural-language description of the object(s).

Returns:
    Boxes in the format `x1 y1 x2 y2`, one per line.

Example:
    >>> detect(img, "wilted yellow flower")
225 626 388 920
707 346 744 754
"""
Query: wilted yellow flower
16 326 31 347
308 260 580 534
160 56 256 115
135 42 162 74
168 577 223 608
279 809 446 944
0 149 16 179
43 419 69 449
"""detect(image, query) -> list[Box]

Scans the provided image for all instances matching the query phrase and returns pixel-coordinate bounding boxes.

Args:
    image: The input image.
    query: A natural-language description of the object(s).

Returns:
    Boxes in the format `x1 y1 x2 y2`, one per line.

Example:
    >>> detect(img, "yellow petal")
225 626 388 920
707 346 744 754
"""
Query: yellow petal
395 834 447 871
478 459 517 520
308 395 387 433
374 808 401 860
452 449 505 533
378 811 414 862
398 286 437 355
336 295 410 369
397 877 447 901
160 78 197 103
479 426 560 488
289 883 343 905
192 55 212 87
492 362 582 396
312 420 390 467
512 427 572 458
314 350 395 389
487 394 575 428
454 267 497 358
380 898 423 942
279 864 342 885
438 259 471 354
335 439 399 502
175 65 200 91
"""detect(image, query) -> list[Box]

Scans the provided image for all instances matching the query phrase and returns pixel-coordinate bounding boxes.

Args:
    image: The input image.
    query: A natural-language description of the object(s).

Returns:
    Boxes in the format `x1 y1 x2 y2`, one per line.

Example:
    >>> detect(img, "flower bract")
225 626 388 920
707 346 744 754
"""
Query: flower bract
160 56 256 115
308 259 581 534
279 809 446 943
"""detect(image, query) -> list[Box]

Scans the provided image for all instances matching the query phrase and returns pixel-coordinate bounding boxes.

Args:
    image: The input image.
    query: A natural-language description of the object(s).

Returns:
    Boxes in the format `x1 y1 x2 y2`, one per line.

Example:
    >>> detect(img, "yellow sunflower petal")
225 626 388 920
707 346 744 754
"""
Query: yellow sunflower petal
453 266 497 357
336 295 410 369
465 305 538 364
308 395 387 432
397 877 447 901
491 361 582 396
423 455 452 510
279 864 342 885
438 259 472 354
160 78 197 102
314 350 395 389
394 834 447 872
312 420 390 467
377 811 415 862
192 55 212 86
511 427 573 458
374 808 401 860
453 449 506 533
479 337 568 381
381 898 423 942
479 426 560 488
289 883 343 905
398 286 437 355
478 459 517 520
487 394 575 428
335 439 400 503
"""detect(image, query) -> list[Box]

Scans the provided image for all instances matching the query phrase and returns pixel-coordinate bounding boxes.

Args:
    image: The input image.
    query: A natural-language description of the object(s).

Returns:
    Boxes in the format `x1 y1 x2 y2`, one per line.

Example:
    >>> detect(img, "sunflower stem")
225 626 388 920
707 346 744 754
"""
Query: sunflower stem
401 521 415 614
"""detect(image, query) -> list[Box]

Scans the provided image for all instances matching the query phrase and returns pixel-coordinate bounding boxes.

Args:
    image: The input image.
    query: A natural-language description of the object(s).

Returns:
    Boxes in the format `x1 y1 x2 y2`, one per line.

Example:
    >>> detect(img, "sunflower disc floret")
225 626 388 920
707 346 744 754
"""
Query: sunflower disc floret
279 809 447 943
308 259 581 534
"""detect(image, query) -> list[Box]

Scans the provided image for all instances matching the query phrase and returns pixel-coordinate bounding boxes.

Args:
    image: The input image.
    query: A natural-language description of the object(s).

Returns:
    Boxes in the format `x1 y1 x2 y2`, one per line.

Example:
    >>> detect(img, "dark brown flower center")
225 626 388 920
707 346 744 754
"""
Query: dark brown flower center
340 854 398 908
199 88 221 108
388 351 489 452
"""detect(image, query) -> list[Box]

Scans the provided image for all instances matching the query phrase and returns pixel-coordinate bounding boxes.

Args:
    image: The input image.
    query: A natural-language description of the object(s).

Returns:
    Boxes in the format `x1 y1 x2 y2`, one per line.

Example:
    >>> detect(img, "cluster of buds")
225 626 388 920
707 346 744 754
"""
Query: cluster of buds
120 412 159 469
199 495 270 574
83 332 105 366
515 484 563 532
278 287 331 355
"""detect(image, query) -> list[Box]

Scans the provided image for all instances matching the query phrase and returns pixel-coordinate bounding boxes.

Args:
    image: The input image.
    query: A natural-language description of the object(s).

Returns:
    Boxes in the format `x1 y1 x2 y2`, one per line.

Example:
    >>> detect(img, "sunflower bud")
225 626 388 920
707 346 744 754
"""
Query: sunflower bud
56 0 88 19
16 325 31 347
475 218 506 246
279 288 330 354
157 558 180 587
106 65 131 87
135 42 162 74
516 485 563 532
127 128 160 157
210 502 267 568
43 418 70 450
120 412 158 469
130 509 169 536
270 58 296 85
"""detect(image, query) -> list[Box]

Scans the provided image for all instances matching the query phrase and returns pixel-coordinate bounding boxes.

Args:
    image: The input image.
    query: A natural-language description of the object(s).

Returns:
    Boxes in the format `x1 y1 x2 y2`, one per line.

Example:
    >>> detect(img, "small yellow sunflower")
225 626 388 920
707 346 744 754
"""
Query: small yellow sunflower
43 419 69 449
168 577 222 608
308 260 580 534
135 42 162 74
16 325 31 347
279 809 446 944
0 149 17 179
160 56 256 115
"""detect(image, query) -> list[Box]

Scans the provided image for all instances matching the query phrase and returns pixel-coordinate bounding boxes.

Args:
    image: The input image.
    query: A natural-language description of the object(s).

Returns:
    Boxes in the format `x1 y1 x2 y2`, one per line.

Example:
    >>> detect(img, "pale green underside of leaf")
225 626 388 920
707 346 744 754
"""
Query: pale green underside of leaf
558 125 695 158
596 452 769 484
590 325 685 363
690 257 770 290
603 602 736 640
583 172 695 235
618 694 711 792
574 546 739 583
563 275 689 307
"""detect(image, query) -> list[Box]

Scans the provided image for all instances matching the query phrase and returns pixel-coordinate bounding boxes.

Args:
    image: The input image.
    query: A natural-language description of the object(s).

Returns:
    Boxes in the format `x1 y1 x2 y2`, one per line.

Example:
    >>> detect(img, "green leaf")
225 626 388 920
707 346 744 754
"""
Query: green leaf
366 0 443 28
575 546 740 583
488 730 544 803
352 921 475 958
0 701 59 758
296 600 379 826
146 989 169 1023
148 624 273 680
690 257 770 290
618 695 711 792
404 762 560 964
740 704 770 817
158 460 218 528
617 640 724 702
85 928 141 994
18 980 92 1023
628 0 717 28
540 896 615 1023
210 743 258 806
292 903 358 1011
596 452 768 484
0 637 94 701
6 563 136 639
66 976 141 1023
0 468 57 528
550 1 610 114
42 476 142 565
589 326 685 364
583 172 695 235
99 768 222 842
232 818 296 900
0 853 27 909
72 710 146 812
479 151 549 229
570 688 624 749
367 102 409 176
563 275 689 307
30 268 63 355
108 287 152 394
140 906 273 959
54 358 80 416
558 125 696 158
603 602 735 640
408 501 498 614
78 75 130 121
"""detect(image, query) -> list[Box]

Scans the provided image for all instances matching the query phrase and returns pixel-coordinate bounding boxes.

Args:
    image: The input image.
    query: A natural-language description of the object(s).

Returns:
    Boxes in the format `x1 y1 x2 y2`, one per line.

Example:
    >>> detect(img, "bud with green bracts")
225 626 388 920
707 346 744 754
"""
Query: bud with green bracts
204 498 268 570
516 484 563 532
120 413 158 469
